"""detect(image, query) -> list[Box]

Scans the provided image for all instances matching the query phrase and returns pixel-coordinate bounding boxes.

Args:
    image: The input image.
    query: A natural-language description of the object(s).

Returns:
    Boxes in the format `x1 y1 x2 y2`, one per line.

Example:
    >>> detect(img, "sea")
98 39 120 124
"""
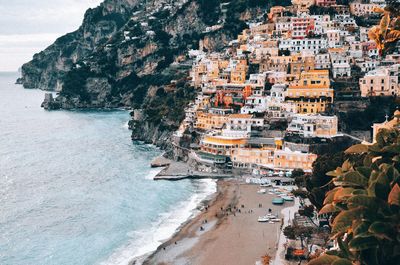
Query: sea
0 72 216 265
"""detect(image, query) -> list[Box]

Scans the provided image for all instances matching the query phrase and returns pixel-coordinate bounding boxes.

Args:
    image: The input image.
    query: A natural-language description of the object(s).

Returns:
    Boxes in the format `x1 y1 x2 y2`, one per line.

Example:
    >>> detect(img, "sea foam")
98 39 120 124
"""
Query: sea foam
100 179 217 265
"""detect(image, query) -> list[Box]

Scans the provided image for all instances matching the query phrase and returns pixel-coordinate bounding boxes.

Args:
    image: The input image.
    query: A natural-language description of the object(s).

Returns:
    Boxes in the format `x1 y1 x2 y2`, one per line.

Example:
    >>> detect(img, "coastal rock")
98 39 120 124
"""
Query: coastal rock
41 93 60 110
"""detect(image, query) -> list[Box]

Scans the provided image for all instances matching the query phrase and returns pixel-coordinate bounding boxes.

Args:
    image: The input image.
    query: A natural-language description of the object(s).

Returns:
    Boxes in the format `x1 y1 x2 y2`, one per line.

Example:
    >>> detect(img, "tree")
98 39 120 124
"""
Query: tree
299 205 315 218
368 5 400 55
292 189 308 199
306 152 346 210
308 129 400 265
284 225 316 248
292 168 305 179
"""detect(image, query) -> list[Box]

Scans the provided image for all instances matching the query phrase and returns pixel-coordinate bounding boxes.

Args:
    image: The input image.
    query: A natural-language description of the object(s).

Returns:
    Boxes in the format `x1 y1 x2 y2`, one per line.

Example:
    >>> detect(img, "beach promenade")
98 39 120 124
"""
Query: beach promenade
273 197 301 265
141 180 294 265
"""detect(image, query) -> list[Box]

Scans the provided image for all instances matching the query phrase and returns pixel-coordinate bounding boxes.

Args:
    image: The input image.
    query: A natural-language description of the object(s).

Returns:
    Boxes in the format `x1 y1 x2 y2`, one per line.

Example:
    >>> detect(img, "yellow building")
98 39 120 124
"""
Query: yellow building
273 148 317 172
231 147 275 168
290 54 315 75
230 62 247 84
260 55 292 72
194 112 228 131
198 135 248 164
285 70 333 114
292 0 315 8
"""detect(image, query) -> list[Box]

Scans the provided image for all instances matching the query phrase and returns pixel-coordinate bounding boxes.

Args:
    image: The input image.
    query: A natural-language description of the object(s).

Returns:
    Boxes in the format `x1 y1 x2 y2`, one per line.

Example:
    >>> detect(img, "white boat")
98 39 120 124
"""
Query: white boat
268 192 274 195
268 221 275 224
257 189 267 194
271 218 281 222
258 216 269 222
266 214 277 218
283 196 294 201
260 183 272 187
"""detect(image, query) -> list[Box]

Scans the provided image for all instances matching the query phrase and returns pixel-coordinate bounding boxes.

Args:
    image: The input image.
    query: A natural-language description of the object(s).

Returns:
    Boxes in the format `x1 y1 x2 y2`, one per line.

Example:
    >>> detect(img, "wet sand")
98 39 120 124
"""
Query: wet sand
142 180 293 265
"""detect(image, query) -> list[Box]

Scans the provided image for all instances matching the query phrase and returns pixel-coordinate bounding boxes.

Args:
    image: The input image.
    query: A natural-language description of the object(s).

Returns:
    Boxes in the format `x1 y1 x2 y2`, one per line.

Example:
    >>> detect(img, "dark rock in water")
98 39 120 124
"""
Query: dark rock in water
15 77 23 85
41 93 61 110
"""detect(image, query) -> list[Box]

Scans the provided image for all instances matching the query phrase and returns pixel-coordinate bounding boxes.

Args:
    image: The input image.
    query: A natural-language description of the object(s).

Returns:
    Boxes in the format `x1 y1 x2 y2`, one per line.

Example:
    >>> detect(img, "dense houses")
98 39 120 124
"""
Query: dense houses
174 0 400 174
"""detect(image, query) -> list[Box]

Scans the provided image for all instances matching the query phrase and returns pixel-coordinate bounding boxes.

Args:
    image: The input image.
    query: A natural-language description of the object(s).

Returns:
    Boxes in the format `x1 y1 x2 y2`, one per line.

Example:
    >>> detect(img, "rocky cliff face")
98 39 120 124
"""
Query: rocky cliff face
19 0 139 90
19 0 287 148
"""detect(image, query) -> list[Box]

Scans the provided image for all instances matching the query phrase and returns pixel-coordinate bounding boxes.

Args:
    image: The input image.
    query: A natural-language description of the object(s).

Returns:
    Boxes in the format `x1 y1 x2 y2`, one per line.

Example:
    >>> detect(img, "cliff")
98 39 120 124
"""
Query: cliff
19 0 291 148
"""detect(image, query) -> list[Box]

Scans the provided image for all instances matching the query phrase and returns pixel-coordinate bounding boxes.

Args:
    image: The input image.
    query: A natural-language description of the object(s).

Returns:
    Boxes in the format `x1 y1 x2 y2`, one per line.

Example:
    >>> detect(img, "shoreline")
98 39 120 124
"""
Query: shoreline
127 178 220 265
139 179 237 265
136 178 295 265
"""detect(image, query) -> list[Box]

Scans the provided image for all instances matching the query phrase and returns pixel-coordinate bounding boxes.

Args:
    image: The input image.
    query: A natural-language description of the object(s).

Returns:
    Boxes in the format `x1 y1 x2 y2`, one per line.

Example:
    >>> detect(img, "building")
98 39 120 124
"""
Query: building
285 70 333 114
315 0 336 7
355 59 378 73
223 114 264 137
241 96 269 114
273 148 317 172
290 53 315 75
194 111 229 131
315 53 331 69
279 38 328 55
326 30 342 48
372 111 400 143
292 0 315 8
331 54 351 78
198 135 248 164
290 17 315 39
349 2 380 17
359 65 400 97
287 114 338 138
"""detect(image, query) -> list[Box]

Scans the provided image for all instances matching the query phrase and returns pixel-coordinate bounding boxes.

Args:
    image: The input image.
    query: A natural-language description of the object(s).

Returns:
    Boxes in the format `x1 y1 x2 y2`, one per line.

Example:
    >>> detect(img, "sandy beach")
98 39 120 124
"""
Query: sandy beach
141 180 294 265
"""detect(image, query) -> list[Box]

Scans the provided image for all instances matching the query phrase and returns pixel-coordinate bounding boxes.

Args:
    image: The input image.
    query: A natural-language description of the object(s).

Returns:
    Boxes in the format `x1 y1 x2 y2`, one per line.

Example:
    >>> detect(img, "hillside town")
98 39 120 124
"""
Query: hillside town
167 0 400 177
144 1 400 263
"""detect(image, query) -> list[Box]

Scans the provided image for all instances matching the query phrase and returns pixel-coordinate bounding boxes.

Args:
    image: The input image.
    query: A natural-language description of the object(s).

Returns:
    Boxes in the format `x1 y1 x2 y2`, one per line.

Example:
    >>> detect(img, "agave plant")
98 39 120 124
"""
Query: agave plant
308 129 400 265
368 6 400 55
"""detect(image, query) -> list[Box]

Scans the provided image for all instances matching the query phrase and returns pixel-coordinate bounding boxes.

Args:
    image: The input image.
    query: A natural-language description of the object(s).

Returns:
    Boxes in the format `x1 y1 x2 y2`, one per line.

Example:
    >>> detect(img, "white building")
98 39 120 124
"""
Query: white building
327 30 342 48
315 53 331 69
287 114 339 138
241 96 268 114
331 54 351 78
355 59 378 73
279 38 328 55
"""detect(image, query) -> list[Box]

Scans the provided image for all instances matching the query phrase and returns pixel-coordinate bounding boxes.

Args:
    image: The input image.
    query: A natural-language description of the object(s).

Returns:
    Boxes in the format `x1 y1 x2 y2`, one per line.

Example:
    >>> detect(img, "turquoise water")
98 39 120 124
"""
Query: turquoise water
0 72 215 265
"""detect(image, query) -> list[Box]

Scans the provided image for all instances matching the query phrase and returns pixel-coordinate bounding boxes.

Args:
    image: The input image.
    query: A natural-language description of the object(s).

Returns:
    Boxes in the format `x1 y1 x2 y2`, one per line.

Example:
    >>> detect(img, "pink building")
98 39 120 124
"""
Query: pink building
291 17 315 39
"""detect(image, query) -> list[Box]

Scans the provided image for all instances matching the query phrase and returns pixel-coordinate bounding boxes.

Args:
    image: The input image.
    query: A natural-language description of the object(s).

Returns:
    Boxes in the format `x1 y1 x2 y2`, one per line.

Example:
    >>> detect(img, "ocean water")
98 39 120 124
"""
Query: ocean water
0 72 216 265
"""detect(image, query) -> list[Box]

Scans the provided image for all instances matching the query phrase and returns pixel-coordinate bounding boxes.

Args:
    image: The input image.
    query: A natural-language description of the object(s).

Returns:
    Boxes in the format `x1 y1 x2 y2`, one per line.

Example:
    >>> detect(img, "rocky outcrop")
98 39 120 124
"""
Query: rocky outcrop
20 0 138 90
41 93 60 110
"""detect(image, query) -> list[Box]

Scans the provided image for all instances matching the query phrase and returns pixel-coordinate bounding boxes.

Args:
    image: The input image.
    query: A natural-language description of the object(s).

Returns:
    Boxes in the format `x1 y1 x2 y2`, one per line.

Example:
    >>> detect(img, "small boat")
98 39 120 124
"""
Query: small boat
271 218 281 222
257 189 267 194
268 221 275 224
268 192 274 195
272 198 285 205
260 183 272 187
258 216 269 222
283 196 294 201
